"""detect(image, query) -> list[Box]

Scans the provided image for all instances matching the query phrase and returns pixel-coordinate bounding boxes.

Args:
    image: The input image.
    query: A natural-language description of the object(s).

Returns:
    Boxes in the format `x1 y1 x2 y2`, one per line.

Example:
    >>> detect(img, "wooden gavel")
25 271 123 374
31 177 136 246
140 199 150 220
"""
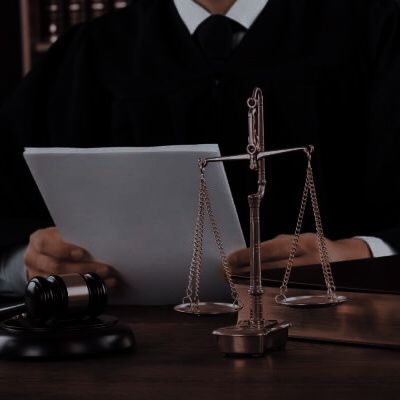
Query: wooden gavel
0 272 107 322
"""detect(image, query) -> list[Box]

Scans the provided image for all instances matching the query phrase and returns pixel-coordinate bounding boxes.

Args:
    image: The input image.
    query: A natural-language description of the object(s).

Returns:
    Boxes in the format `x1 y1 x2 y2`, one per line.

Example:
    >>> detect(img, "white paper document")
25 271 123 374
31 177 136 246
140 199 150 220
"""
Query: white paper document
24 145 245 305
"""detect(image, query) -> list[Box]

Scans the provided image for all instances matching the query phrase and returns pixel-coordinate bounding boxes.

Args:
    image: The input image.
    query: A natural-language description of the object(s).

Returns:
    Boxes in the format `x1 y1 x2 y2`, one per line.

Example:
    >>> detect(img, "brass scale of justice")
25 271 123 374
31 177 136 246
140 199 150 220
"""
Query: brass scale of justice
174 87 347 356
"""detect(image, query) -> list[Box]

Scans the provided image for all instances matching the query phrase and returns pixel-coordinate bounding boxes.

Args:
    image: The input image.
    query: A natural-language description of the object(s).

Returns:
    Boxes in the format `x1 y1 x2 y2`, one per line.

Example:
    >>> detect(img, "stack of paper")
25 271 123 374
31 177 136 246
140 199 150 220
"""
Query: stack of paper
24 145 245 305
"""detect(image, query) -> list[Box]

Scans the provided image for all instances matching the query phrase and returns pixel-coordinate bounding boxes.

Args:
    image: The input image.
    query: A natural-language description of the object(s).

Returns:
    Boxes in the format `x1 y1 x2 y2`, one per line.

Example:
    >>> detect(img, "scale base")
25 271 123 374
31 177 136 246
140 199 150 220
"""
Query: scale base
0 315 135 359
213 320 290 356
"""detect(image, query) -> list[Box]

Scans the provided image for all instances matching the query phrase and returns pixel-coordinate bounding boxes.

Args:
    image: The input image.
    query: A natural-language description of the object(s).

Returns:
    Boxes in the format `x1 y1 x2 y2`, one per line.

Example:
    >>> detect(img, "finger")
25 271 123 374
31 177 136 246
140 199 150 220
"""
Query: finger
228 235 304 269
259 235 307 262
94 264 120 281
231 265 250 276
228 247 250 269
288 254 322 267
104 277 119 292
26 267 43 281
231 254 323 276
26 253 116 278
231 259 287 276
30 229 89 262
24 252 61 275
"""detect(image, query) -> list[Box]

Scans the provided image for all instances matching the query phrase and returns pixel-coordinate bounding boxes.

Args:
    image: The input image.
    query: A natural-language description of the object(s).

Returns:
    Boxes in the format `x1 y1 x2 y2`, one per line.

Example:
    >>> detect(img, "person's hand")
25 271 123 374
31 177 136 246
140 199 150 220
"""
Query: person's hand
24 227 119 290
228 233 372 274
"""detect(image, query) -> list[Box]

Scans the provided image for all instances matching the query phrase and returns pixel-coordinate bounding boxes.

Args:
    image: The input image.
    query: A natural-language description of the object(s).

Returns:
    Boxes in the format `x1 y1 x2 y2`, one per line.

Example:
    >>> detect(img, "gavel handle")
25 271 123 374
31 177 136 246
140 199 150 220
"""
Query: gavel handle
0 302 26 322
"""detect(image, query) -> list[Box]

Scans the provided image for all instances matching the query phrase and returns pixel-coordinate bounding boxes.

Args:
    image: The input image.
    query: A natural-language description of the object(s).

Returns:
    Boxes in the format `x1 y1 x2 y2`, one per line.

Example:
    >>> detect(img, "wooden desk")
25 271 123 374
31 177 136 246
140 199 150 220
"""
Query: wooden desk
0 305 399 400
237 286 400 349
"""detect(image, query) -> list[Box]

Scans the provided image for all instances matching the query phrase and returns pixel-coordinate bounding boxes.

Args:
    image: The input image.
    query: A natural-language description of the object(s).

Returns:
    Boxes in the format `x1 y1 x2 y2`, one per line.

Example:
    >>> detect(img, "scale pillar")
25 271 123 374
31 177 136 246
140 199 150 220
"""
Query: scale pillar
212 187 290 357
248 194 264 324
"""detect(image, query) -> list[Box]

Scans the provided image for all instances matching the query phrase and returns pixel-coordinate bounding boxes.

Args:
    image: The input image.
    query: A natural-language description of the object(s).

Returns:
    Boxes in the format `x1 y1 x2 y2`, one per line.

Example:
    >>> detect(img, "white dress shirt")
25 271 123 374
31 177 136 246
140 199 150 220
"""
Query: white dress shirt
0 0 396 297
173 0 269 34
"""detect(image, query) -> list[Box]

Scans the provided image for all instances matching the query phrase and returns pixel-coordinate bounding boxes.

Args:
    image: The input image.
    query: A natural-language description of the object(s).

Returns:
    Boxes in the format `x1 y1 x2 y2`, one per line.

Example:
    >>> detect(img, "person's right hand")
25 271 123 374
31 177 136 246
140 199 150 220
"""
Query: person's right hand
24 227 118 290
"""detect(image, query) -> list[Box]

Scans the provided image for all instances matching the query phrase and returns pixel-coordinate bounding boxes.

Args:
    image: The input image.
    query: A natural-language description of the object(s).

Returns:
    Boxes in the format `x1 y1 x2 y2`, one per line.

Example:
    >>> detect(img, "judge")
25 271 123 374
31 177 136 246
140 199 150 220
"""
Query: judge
0 0 399 295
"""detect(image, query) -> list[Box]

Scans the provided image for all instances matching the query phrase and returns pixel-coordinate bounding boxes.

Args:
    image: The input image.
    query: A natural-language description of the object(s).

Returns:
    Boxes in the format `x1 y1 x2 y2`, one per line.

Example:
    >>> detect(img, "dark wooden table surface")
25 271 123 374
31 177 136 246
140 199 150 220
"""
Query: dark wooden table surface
0 303 399 400
238 286 400 349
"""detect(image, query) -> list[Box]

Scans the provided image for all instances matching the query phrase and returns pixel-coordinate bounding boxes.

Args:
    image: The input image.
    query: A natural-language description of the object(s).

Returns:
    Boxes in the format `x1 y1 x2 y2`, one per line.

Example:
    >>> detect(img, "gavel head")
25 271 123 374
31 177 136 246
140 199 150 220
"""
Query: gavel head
25 273 108 322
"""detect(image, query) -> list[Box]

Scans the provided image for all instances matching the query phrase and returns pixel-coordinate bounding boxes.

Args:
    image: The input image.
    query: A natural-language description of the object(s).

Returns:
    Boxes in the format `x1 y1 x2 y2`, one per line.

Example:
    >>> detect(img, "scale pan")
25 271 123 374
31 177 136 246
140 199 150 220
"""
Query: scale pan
174 302 242 315
276 295 347 308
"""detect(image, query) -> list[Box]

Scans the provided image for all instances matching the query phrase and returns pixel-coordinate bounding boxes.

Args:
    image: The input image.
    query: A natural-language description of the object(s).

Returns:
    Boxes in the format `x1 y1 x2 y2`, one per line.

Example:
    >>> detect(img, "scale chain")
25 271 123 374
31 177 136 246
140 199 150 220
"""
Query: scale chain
183 172 207 309
308 168 336 296
202 174 243 308
183 166 242 310
277 156 337 301
278 165 310 298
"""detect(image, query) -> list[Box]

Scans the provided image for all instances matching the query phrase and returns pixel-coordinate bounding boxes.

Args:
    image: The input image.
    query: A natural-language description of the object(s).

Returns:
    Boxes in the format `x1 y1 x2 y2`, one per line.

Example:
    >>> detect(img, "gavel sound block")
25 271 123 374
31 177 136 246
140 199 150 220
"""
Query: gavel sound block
0 273 135 359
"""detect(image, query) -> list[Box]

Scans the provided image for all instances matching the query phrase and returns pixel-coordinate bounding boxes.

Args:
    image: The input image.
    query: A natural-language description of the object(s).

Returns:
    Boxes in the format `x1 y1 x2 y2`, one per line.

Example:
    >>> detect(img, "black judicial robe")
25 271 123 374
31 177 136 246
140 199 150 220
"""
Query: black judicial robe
1 0 400 251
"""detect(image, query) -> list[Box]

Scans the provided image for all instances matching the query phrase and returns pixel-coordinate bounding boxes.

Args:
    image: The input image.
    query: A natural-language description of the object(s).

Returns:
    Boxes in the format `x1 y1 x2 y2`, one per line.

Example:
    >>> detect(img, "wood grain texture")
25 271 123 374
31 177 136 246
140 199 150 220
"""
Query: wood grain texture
238 285 400 349
0 305 399 400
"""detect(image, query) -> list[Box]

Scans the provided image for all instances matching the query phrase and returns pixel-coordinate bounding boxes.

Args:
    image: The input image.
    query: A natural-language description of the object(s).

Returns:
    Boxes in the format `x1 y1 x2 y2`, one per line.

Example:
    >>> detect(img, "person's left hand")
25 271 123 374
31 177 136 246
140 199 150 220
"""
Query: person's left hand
228 233 372 274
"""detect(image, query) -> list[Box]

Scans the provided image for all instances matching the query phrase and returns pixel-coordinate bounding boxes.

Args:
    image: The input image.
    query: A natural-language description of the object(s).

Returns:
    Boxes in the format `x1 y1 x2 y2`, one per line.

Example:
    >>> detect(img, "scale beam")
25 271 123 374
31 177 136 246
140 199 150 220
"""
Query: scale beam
202 146 313 168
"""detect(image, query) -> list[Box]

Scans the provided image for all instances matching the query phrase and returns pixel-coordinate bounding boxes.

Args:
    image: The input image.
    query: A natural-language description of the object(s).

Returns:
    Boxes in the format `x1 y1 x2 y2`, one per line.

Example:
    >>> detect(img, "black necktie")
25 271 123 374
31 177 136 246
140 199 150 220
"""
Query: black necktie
194 15 245 70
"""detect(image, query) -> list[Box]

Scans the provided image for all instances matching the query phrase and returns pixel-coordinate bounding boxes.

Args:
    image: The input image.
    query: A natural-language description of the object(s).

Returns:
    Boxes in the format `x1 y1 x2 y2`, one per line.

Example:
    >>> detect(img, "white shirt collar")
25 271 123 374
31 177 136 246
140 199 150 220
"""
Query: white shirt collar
173 0 269 34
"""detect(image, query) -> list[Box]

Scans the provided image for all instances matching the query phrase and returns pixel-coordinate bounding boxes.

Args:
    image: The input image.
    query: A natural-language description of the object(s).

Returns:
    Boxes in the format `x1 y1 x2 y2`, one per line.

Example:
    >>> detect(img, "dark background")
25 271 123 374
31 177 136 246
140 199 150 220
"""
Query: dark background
0 0 22 107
